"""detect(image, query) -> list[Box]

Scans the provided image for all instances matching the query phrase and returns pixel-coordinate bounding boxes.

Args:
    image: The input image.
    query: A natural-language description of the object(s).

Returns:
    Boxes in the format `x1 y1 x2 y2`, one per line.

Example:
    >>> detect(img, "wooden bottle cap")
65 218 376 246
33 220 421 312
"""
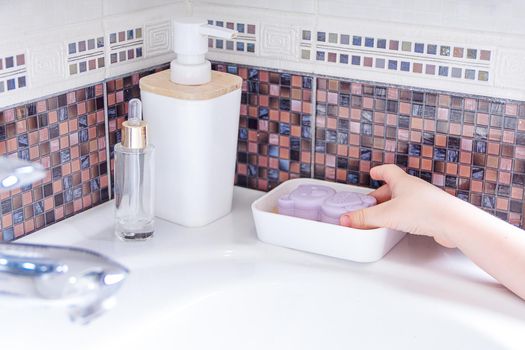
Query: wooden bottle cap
139 69 242 101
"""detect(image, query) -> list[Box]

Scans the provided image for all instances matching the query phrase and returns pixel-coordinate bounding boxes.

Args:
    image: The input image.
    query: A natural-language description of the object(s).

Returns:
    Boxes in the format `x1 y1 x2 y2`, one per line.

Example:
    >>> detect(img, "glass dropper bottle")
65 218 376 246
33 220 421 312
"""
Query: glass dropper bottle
114 98 155 240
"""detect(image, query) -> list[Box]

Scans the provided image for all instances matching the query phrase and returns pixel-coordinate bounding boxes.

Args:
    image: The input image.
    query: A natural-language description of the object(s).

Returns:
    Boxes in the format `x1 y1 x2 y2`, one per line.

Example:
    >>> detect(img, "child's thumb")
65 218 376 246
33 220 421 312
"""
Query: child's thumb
340 201 393 229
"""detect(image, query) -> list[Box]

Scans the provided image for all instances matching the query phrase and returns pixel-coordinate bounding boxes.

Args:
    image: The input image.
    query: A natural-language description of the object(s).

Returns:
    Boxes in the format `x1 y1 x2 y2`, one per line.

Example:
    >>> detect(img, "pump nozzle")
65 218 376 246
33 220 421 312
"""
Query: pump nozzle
171 17 238 85
199 24 237 40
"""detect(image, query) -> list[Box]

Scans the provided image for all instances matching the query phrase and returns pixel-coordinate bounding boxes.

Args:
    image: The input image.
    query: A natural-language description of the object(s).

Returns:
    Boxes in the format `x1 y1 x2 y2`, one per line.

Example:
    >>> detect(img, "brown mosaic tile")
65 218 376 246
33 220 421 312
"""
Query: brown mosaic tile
211 63 313 191
314 77 525 227
106 64 170 187
106 63 313 193
0 84 109 241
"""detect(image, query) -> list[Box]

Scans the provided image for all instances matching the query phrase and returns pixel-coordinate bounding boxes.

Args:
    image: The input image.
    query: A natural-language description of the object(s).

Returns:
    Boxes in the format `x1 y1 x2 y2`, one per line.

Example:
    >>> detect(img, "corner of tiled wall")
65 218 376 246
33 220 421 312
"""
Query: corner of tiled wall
194 0 525 101
2 0 525 242
208 60 525 227
0 84 109 240
0 0 188 241
105 64 171 191
217 63 315 191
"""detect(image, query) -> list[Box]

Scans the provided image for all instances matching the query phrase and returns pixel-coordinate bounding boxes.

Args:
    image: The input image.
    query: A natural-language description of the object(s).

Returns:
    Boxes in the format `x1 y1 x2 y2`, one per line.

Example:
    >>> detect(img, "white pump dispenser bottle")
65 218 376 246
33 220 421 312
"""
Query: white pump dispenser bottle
170 18 236 85
139 18 243 227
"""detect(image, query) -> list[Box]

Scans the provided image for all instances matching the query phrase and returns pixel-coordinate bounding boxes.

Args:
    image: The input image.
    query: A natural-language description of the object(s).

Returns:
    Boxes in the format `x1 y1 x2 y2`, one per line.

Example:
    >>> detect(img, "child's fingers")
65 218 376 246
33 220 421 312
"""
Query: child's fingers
433 235 457 248
370 164 406 184
340 200 396 229
369 184 391 203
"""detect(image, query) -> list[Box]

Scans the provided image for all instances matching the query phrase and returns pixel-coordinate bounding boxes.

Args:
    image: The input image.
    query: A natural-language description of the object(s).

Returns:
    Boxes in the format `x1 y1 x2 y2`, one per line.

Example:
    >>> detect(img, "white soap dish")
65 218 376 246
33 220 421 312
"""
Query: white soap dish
251 178 406 263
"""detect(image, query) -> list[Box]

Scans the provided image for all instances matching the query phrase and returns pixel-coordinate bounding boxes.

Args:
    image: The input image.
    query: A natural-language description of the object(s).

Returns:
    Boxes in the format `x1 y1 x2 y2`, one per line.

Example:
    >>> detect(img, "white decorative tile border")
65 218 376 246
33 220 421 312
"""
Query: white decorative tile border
1 1 525 108
144 21 172 57
67 36 105 75
303 29 493 84
0 52 28 94
259 22 299 60
207 19 256 54
0 3 185 108
108 27 144 65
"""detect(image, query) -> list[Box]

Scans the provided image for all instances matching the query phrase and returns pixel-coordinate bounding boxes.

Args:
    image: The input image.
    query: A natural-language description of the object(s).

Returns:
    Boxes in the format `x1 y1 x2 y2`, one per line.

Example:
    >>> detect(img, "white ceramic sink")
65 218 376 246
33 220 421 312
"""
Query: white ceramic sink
2 187 525 350
121 262 521 350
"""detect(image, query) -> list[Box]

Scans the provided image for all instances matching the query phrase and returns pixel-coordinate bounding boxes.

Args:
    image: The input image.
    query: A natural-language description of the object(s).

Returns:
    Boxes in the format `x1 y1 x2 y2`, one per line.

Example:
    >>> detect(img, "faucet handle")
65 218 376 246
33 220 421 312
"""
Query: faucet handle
0 157 46 190
0 242 129 324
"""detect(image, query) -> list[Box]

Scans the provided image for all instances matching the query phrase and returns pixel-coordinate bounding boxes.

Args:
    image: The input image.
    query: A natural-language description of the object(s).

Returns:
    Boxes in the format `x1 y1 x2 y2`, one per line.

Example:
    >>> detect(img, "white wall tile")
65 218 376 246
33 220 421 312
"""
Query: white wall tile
102 0 189 16
0 20 106 107
193 2 316 73
192 0 316 14
196 2 525 100
318 0 525 36
0 0 103 40
144 20 173 58
1 0 524 108
495 49 525 92
102 3 185 79
0 2 189 108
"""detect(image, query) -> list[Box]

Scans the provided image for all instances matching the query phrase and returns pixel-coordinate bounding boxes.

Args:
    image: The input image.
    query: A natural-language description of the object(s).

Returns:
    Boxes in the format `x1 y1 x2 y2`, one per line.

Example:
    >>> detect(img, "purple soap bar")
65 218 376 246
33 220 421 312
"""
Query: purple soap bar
320 191 377 225
278 184 335 220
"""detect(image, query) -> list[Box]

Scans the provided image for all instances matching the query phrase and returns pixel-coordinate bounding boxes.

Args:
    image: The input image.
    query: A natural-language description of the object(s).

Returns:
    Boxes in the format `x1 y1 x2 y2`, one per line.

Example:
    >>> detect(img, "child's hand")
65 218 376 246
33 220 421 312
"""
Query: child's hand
341 165 525 300
340 164 457 248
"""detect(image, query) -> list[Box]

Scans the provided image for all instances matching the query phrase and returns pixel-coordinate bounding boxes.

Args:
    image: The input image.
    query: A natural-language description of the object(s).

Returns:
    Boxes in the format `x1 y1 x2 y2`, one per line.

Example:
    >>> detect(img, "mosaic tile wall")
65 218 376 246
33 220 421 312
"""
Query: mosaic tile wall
213 63 313 191
217 63 525 227
0 84 109 241
314 78 525 226
105 63 313 193
3 59 525 241
104 61 525 227
106 64 170 190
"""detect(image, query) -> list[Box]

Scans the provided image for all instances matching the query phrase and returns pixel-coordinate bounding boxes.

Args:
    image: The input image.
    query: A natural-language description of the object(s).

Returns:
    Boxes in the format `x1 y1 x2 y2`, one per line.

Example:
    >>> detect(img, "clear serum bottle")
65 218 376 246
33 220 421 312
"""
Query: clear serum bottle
114 98 155 240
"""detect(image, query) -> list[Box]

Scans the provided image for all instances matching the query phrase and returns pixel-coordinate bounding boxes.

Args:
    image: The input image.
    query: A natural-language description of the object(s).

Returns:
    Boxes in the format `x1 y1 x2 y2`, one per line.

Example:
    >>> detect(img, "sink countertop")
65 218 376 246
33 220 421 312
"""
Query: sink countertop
1 186 525 349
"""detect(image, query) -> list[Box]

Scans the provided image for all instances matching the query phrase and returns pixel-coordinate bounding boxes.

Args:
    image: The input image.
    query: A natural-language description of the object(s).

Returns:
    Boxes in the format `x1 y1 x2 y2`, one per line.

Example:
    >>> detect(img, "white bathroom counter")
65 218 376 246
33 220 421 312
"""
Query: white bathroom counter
2 187 525 349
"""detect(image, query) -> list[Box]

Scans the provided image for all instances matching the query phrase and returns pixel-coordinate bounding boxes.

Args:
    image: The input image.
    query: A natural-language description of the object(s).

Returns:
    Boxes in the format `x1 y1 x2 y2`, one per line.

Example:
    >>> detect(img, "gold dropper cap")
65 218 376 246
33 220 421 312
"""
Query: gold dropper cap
122 119 148 149
122 98 148 149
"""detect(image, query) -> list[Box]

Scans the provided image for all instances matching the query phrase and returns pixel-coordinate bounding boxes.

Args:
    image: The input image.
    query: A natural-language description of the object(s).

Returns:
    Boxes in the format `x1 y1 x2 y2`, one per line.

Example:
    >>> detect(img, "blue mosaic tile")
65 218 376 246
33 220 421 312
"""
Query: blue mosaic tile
439 66 449 77
2 227 14 241
388 60 397 70
427 44 437 55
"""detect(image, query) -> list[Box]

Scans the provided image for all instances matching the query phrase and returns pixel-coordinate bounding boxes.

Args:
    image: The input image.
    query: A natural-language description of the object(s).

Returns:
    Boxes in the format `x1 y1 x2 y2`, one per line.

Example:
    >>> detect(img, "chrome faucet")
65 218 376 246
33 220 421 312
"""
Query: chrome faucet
0 157 129 324
0 157 46 190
